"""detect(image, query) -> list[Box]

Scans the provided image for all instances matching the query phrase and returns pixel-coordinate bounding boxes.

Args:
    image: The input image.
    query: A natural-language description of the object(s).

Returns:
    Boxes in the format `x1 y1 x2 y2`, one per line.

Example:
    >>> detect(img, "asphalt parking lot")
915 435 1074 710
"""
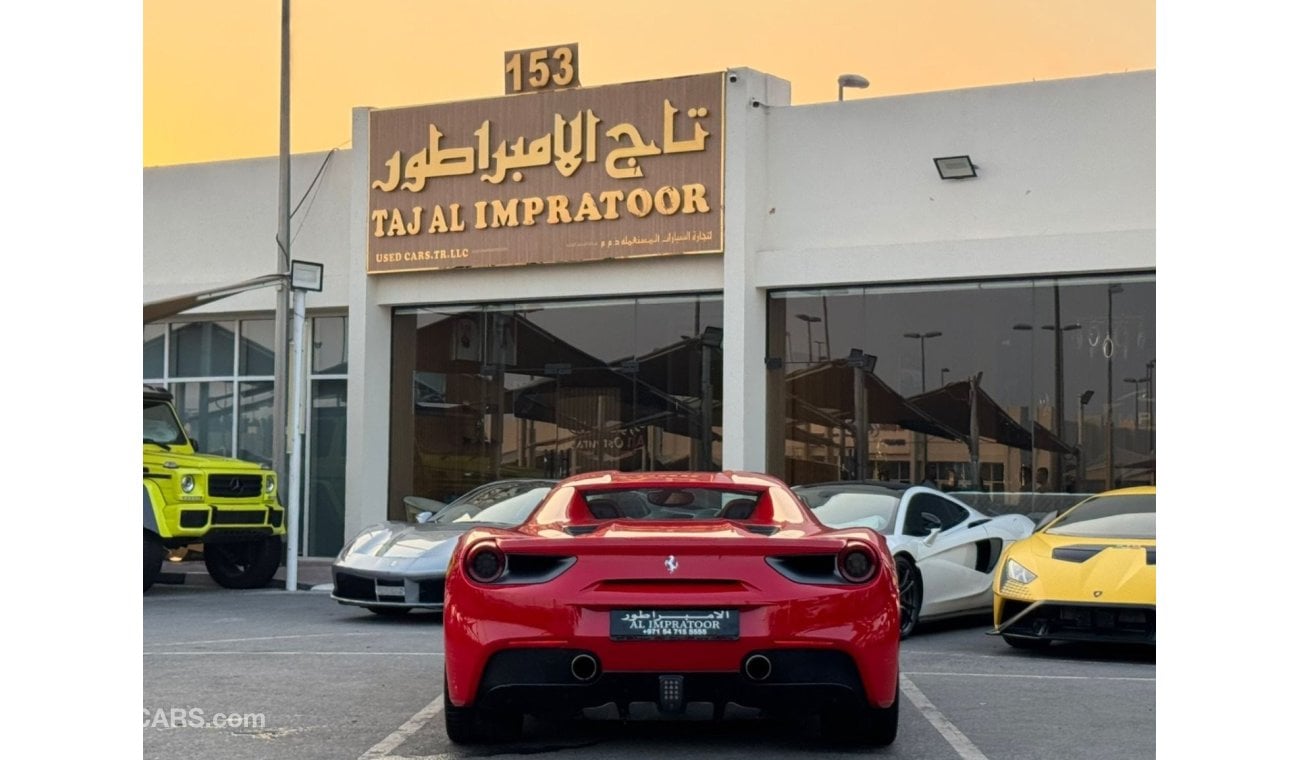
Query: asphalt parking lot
144 583 1155 760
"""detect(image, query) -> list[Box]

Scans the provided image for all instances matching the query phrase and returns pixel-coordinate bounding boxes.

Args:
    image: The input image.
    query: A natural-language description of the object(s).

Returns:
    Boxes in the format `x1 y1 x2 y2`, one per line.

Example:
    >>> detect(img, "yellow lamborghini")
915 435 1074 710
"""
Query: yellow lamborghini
991 486 1155 649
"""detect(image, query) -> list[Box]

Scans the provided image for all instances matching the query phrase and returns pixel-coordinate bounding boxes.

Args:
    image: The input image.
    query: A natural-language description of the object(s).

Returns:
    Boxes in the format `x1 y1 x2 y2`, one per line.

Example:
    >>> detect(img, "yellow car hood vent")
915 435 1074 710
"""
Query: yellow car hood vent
1053 544 1156 565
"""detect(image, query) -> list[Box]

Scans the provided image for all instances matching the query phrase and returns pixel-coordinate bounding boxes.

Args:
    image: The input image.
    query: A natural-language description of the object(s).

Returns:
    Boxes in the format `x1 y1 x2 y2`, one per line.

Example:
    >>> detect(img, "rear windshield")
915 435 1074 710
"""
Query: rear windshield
1046 493 1155 539
582 487 762 521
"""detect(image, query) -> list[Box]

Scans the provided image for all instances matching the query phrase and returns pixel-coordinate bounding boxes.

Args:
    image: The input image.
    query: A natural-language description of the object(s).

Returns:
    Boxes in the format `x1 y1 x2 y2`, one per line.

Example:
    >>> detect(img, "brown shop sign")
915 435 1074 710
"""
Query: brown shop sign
367 72 725 274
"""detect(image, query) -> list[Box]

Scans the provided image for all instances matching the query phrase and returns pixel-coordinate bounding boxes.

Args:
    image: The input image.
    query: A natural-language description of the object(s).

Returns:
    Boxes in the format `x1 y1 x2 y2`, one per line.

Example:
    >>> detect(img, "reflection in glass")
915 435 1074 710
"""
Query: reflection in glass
309 379 347 556
236 381 274 466
171 381 234 457
144 324 165 379
388 295 723 521
769 276 1154 496
240 320 275 377
312 316 348 374
170 321 235 377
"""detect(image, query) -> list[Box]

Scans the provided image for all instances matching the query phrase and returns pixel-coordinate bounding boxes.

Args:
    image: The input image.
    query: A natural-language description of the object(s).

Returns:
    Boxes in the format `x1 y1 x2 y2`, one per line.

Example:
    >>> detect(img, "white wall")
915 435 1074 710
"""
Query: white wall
757 71 1155 287
144 150 354 313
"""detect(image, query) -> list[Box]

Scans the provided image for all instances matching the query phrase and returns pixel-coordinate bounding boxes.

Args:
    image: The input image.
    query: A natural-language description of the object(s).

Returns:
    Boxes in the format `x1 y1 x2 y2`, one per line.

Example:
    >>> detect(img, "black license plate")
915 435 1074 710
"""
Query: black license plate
610 609 739 640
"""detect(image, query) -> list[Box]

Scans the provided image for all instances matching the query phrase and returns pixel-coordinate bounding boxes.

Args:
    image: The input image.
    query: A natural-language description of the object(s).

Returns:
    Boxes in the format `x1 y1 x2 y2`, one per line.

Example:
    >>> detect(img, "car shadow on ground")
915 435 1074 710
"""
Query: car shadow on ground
452 709 873 757
912 613 992 636
340 609 446 625
1008 640 1156 664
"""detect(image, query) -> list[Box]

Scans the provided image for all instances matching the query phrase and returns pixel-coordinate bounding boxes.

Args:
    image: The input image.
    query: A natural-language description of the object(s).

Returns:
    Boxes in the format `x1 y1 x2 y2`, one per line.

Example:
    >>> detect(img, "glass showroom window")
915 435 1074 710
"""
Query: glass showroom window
387 295 723 521
767 275 1155 500
143 315 350 556
305 316 348 556
143 319 272 460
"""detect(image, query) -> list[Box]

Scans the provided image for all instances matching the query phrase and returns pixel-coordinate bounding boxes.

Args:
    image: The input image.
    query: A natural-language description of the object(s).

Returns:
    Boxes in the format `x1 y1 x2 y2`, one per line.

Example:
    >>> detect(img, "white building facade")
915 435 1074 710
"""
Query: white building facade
144 69 1155 556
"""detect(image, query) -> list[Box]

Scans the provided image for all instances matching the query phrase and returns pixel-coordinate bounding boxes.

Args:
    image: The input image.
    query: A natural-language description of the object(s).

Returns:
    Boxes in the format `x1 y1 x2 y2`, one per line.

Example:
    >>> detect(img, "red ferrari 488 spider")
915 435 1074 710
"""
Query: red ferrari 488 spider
442 471 900 746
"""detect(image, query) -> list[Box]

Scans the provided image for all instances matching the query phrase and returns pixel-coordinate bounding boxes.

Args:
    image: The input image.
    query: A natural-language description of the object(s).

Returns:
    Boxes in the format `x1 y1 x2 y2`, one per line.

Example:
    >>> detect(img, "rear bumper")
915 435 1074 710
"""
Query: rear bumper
992 599 1156 644
444 573 899 711
473 647 869 716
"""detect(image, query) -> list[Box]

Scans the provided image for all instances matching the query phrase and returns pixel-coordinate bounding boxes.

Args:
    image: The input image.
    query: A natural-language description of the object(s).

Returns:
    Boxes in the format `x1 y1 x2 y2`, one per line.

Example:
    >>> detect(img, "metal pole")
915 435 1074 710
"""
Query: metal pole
286 287 306 591
1147 360 1156 455
1105 287 1115 489
1052 286 1065 491
700 343 713 469
1077 396 1085 485
271 0 292 536
821 295 832 361
854 365 868 480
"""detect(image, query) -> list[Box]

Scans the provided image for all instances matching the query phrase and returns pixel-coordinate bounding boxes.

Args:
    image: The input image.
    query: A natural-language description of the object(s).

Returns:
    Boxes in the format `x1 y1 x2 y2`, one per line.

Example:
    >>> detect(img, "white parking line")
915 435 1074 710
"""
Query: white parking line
150 632 374 646
358 695 445 760
905 671 1154 682
899 673 990 760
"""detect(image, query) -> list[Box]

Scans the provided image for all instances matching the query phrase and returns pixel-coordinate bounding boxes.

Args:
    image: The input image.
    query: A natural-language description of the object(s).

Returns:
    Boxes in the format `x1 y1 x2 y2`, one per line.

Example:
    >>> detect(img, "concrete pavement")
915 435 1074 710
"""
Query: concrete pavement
154 556 336 591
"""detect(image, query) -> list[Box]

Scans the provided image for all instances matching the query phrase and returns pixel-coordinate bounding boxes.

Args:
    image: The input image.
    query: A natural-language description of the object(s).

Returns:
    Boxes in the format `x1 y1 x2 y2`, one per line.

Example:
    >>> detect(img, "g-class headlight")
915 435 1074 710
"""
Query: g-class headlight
180 474 196 494
264 474 276 495
1002 558 1037 587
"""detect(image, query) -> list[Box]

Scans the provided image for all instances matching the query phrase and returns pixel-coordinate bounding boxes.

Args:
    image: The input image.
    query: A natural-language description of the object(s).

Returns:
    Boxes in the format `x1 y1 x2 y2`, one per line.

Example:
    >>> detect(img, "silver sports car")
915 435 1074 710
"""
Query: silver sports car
331 479 556 616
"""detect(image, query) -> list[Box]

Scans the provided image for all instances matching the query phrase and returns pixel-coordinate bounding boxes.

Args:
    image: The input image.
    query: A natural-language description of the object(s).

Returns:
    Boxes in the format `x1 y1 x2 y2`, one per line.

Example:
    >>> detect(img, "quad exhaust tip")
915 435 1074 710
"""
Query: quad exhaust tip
743 654 772 681
570 653 599 682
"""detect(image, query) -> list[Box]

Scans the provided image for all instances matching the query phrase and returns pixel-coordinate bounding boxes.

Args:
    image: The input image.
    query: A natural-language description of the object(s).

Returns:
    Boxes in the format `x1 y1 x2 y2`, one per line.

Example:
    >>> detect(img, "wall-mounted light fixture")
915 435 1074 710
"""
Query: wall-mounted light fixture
933 155 977 180
289 259 324 291
837 74 869 101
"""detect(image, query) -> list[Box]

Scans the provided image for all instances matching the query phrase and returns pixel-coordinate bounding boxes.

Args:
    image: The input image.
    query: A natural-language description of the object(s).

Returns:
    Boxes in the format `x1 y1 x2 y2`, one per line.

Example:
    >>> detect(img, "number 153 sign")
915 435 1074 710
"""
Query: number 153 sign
504 44 580 94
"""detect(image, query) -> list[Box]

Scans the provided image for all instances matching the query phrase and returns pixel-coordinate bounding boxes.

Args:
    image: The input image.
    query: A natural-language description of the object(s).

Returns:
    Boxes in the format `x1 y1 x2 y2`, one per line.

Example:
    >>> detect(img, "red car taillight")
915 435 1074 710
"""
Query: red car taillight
837 544 877 584
466 542 506 583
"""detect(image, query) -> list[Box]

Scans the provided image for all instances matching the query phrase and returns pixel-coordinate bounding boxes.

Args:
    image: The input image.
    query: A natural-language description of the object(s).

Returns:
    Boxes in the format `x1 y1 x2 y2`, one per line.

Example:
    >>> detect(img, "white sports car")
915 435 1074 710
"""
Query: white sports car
793 481 1034 638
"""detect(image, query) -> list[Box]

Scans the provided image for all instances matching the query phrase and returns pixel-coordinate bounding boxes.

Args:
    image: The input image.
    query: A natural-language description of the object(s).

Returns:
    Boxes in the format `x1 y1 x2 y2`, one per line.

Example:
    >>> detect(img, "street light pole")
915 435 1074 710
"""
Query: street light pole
1078 390 1094 489
272 0 293 566
837 74 869 101
1146 359 1155 454
1016 292 1080 491
904 331 942 480
796 314 822 363
1124 375 1144 456
1047 287 1081 491
1105 284 1123 489
847 350 876 481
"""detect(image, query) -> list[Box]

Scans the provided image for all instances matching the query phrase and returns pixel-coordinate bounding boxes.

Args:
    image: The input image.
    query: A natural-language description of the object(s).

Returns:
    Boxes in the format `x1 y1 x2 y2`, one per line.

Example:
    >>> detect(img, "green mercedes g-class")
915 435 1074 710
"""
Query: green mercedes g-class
143 385 286 591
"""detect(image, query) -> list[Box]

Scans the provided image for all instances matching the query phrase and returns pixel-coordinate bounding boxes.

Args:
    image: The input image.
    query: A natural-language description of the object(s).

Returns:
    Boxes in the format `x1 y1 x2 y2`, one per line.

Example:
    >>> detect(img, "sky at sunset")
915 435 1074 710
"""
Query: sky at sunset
144 0 1155 167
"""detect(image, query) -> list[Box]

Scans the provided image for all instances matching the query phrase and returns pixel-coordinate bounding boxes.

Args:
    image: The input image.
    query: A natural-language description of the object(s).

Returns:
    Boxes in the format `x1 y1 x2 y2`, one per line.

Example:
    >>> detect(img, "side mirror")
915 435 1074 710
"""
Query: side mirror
189 438 200 452
924 527 941 546
415 511 434 524
403 495 446 522
1034 510 1059 531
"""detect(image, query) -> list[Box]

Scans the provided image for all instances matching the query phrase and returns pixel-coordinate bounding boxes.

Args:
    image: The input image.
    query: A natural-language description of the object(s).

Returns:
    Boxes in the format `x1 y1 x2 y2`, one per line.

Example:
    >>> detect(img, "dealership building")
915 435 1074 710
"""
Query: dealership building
144 67 1155 557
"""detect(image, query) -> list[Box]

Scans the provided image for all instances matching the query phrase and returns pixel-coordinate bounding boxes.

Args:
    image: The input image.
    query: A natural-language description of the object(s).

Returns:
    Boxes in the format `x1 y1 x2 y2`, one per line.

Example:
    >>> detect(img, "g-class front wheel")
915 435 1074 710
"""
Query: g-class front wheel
204 536 283 589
